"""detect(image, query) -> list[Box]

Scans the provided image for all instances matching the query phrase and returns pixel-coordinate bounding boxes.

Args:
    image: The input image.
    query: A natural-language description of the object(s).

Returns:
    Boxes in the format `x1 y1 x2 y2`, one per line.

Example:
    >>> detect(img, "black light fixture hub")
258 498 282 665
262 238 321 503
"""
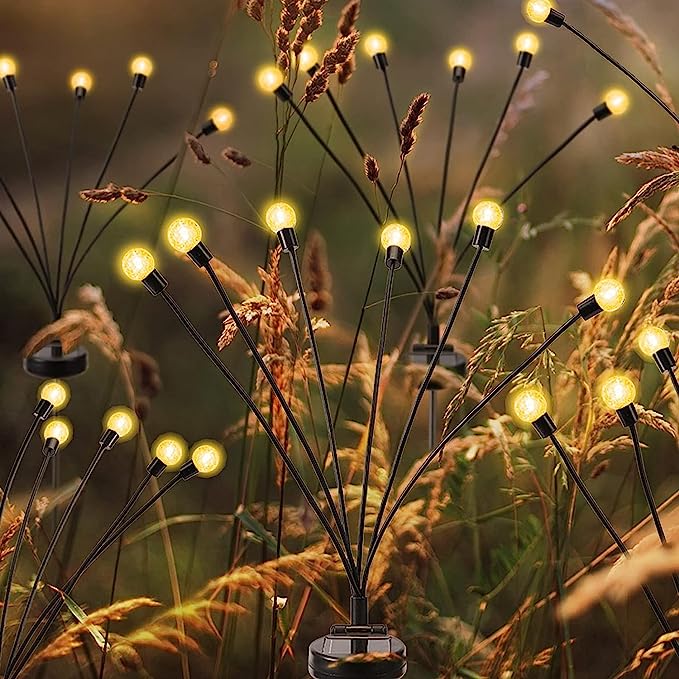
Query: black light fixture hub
23 340 88 378
410 342 466 381
308 625 406 679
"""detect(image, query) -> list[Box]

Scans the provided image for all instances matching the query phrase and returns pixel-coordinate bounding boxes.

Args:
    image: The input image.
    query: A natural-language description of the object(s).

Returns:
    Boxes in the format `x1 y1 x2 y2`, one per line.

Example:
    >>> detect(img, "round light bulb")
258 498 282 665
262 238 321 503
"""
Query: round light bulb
0 56 17 78
256 65 284 93
515 32 540 55
70 70 93 92
265 201 297 233
209 105 234 132
42 417 73 447
130 55 154 78
152 434 189 469
524 0 553 23
299 45 319 72
380 223 412 253
448 48 473 71
472 200 504 230
191 440 227 477
600 373 637 411
38 379 70 411
364 33 388 58
508 385 549 425
637 325 670 358
604 88 630 116
593 278 625 313
103 406 139 442
166 217 203 254
121 247 156 282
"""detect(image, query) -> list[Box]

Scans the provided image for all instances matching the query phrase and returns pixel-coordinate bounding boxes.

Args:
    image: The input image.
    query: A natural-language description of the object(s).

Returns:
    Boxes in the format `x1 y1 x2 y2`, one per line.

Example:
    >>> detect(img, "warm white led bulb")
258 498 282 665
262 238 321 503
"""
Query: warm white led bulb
448 48 472 71
130 55 154 77
152 434 188 469
637 325 670 358
364 33 388 58
209 105 235 132
166 217 203 253
472 200 504 230
600 373 637 411
509 385 549 425
515 32 540 55
39 380 70 411
299 45 319 72
70 70 93 92
256 66 284 93
121 247 156 281
191 440 227 477
103 406 139 441
380 223 412 253
604 88 630 116
42 417 73 447
593 278 625 313
0 56 17 78
265 202 297 233
524 0 553 23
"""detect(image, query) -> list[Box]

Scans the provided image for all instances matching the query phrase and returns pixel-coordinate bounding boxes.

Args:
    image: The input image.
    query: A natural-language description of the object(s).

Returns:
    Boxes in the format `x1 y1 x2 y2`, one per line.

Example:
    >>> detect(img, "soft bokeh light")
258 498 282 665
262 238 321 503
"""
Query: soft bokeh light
515 32 540 55
256 65 284 93
103 406 139 441
299 45 319 72
130 55 153 77
604 88 630 116
0 56 17 78
364 33 388 57
637 325 671 358
447 48 473 71
152 434 189 469
524 0 552 23
191 440 227 477
69 70 93 91
593 278 625 313
209 105 235 132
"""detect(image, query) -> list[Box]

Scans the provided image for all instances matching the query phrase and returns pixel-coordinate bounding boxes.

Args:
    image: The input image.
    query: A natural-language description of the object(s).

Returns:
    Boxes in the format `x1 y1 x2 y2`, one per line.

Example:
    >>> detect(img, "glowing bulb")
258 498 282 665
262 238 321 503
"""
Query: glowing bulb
0 56 17 78
152 434 188 469
38 380 70 411
191 440 227 477
256 65 284 93
209 105 234 132
380 223 412 253
166 217 203 253
472 200 504 230
42 417 73 447
604 88 630 116
121 247 155 282
448 48 473 71
515 32 540 55
103 406 138 441
299 45 319 72
524 0 552 23
637 325 671 358
600 373 637 411
593 278 625 313
265 201 297 233
130 55 154 77
508 385 549 425
364 33 388 58
70 70 93 92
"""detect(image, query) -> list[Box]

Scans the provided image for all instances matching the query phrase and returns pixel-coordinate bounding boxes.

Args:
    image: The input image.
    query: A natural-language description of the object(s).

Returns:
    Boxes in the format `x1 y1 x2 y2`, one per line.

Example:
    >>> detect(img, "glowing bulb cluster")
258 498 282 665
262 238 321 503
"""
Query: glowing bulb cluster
524 0 553 23
166 217 203 253
637 325 671 358
472 200 504 230
364 33 388 58
599 373 637 411
121 247 156 281
191 440 227 477
299 45 319 72
265 201 297 233
209 105 234 132
70 70 93 92
593 278 625 313
508 385 549 425
380 223 412 253
256 65 284 93
152 434 189 470
0 56 17 78
604 88 630 116
103 406 139 442
130 55 154 77
39 380 70 411
42 417 73 447
448 48 473 71
515 32 540 55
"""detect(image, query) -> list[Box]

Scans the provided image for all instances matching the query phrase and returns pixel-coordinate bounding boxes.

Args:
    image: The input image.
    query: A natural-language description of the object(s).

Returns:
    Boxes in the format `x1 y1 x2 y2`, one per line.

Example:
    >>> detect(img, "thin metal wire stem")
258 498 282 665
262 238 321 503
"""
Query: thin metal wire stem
436 81 461 235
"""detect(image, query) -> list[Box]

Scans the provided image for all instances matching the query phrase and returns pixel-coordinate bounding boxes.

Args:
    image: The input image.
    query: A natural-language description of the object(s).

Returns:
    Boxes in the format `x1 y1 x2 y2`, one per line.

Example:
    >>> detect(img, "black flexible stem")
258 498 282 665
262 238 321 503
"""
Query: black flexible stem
362 313 580 587
0 454 50 655
8 90 51 287
436 81 461 236
452 66 525 250
157 290 360 592
366 247 484 584
629 423 679 595
6 444 108 667
502 114 596 205
287 250 352 556
668 370 679 400
204 261 355 566
357 264 395 577
379 68 426 286
563 21 679 128
549 434 679 656
55 96 83 303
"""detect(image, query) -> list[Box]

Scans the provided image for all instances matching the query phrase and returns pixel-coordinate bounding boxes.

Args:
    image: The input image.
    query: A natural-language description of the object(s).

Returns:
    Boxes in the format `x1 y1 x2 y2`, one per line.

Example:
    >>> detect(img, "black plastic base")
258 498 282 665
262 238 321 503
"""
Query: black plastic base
188 242 213 268
472 224 494 251
546 8 566 27
533 413 557 439
274 83 293 102
653 347 676 374
277 227 299 253
309 626 406 679
593 102 612 121
617 403 639 428
23 341 88 378
517 51 533 68
133 73 147 90
385 245 403 270
577 294 603 321
452 65 466 83
373 53 388 71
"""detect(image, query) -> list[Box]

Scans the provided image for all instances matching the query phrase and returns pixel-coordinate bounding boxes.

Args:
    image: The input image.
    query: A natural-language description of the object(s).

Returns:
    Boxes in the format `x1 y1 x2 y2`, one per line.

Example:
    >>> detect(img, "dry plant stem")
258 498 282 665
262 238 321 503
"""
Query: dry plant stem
452 66 526 250
367 247 484 581
563 21 679 128
501 114 597 205
548 434 679 657
0 454 50 656
6 443 108 671
204 262 355 567
363 312 580 587
629 423 679 595
436 80 461 236
287 250 353 560
357 264 396 576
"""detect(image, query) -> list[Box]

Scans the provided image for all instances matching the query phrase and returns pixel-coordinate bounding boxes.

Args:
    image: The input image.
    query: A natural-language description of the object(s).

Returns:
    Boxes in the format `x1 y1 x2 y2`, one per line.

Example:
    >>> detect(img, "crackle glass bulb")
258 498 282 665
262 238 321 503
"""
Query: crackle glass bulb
380 223 412 252
42 417 73 447
593 278 625 313
167 217 203 253
153 434 188 469
121 247 155 281
265 201 297 233
191 440 227 477
600 373 636 411
104 406 138 441
637 325 670 358
524 0 552 23
39 380 70 411
509 385 548 425
472 200 504 230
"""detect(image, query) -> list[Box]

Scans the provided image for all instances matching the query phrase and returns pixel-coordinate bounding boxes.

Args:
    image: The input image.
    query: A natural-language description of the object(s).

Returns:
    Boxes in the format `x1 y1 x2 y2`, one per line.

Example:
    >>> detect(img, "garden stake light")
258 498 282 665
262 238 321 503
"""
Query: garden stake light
637 324 679 398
